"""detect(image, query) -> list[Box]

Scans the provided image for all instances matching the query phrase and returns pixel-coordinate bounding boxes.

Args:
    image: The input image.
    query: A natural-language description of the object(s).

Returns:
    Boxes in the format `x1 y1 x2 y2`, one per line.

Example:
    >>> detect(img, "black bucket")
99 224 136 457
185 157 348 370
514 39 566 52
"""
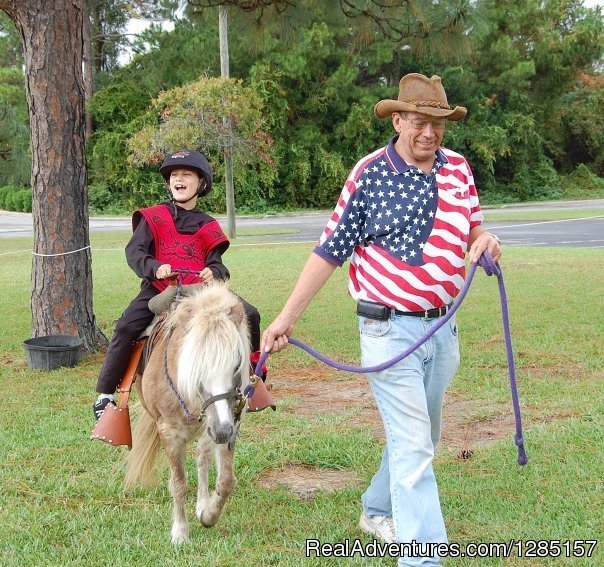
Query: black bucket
23 335 83 371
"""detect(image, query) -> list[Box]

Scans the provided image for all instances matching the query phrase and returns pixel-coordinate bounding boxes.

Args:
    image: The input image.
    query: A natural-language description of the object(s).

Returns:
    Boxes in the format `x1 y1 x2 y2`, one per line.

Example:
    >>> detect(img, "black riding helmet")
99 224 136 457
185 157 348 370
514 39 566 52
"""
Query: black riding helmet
159 150 213 197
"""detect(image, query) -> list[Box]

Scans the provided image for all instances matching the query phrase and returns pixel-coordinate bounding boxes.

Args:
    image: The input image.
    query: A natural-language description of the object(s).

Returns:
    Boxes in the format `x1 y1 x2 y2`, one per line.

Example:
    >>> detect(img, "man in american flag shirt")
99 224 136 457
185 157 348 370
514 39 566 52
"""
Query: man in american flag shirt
262 73 502 566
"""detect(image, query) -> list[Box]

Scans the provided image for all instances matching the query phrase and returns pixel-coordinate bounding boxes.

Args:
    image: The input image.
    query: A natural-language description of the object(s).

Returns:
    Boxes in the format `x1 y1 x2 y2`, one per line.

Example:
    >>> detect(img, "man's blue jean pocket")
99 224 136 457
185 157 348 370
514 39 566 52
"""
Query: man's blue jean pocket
359 315 391 338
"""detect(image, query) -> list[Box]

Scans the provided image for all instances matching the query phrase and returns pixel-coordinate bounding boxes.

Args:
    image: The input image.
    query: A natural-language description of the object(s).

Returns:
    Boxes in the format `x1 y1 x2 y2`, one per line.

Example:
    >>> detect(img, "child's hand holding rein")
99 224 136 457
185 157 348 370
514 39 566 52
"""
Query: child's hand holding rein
156 264 172 279
198 267 214 283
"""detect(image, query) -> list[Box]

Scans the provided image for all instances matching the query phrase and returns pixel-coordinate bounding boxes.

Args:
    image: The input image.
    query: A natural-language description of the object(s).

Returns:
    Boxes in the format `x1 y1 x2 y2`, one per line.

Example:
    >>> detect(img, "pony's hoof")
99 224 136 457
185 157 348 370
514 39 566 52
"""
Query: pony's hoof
171 528 189 544
197 510 218 528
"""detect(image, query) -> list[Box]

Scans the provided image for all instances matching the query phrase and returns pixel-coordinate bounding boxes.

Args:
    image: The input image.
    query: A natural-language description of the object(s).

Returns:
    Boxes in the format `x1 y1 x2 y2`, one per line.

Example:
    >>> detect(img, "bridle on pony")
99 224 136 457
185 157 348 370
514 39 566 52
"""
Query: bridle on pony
161 324 247 423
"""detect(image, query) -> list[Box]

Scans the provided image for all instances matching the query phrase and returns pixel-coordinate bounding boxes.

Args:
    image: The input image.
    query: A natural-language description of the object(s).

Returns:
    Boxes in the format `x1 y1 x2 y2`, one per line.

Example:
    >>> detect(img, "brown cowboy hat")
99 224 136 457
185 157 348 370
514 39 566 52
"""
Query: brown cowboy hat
374 73 467 121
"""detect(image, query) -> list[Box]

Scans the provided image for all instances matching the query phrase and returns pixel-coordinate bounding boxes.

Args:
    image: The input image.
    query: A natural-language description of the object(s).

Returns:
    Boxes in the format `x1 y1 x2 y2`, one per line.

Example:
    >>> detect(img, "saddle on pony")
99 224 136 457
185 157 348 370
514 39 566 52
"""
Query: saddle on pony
91 282 275 449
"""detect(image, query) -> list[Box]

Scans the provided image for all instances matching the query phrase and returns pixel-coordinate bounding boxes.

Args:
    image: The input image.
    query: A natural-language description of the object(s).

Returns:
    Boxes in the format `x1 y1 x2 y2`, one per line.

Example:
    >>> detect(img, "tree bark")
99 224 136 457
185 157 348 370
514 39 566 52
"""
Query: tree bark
0 0 107 351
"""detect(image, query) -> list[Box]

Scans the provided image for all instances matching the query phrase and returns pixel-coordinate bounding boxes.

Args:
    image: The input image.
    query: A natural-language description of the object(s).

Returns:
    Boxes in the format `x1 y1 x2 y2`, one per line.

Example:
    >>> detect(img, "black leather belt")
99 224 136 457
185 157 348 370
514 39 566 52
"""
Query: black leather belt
393 305 451 319
357 300 452 320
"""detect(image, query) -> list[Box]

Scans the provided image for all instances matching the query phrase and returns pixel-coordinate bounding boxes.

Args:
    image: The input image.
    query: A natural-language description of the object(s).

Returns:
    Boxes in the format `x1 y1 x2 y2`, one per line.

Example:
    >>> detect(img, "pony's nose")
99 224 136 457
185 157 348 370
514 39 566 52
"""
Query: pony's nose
208 422 234 445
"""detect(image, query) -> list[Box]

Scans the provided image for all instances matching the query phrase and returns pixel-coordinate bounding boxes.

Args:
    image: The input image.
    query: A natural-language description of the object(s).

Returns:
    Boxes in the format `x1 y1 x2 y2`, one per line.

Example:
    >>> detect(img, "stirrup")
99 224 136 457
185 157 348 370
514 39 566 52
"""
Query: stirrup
247 373 276 412
91 339 146 449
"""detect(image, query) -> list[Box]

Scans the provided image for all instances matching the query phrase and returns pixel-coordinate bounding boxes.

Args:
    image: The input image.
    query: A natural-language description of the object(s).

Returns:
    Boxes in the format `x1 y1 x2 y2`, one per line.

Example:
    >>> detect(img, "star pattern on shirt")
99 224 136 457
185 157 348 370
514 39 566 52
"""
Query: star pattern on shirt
324 158 442 267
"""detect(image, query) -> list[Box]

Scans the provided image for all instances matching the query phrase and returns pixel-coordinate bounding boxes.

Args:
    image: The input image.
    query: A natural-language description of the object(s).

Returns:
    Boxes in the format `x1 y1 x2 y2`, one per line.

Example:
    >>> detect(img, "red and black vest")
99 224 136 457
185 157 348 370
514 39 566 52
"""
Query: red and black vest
132 204 229 291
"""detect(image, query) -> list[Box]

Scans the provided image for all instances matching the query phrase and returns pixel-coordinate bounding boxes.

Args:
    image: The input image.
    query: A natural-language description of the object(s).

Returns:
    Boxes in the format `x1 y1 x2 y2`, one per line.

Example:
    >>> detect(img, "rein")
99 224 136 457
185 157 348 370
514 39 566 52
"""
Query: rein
253 251 528 466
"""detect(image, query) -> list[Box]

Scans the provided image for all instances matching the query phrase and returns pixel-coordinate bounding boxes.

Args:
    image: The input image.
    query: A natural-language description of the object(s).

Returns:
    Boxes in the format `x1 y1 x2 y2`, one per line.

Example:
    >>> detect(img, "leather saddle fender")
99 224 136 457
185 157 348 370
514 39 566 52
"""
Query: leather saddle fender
90 339 146 449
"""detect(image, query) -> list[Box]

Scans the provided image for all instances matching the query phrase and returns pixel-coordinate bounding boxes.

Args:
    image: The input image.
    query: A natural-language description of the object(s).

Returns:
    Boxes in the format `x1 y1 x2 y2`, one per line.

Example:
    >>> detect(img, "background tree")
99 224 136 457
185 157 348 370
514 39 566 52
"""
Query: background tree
444 0 604 201
127 75 274 204
0 0 105 350
188 0 477 54
75 0 604 217
86 16 222 211
0 12 29 186
82 0 178 137
560 74 604 176
86 0 483 212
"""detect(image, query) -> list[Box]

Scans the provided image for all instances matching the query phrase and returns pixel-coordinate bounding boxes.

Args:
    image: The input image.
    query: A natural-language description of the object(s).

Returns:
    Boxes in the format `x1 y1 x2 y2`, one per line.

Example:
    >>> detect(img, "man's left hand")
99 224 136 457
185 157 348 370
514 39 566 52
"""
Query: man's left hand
469 232 502 263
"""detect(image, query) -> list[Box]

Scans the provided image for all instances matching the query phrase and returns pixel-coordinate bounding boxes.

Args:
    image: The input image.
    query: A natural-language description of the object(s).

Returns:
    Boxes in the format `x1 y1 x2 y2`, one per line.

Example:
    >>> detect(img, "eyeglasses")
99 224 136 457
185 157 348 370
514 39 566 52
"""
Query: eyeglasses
403 117 446 130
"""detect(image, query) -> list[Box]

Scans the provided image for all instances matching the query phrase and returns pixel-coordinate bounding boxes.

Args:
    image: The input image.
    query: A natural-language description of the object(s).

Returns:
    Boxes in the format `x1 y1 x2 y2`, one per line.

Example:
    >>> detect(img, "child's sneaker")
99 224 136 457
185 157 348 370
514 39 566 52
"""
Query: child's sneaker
92 395 115 421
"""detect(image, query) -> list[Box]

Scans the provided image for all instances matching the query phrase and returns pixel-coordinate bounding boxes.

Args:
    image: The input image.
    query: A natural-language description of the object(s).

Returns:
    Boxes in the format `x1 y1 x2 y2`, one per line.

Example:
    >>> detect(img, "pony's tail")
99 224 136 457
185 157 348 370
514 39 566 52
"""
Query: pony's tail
123 406 161 489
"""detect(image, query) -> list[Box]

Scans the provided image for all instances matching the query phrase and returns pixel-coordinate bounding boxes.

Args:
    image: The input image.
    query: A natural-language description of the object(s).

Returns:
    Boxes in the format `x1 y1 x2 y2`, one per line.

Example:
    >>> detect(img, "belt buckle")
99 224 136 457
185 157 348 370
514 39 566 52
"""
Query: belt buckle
426 306 446 319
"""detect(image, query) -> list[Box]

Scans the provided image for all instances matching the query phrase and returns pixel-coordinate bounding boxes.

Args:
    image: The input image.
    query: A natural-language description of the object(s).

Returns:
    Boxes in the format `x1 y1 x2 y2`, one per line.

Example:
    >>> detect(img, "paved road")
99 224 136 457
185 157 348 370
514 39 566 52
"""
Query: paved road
483 217 604 248
481 199 604 249
1 199 603 248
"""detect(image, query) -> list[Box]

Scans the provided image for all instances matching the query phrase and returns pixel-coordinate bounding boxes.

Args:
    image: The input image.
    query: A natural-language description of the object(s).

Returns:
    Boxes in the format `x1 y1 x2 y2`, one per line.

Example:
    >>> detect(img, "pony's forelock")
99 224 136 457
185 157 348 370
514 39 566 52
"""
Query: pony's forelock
168 282 250 405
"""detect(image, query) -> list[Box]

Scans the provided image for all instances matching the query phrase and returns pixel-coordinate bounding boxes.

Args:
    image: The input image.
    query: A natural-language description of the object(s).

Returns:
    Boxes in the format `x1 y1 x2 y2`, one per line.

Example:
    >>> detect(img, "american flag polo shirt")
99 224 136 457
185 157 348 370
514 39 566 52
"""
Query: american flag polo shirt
314 137 484 312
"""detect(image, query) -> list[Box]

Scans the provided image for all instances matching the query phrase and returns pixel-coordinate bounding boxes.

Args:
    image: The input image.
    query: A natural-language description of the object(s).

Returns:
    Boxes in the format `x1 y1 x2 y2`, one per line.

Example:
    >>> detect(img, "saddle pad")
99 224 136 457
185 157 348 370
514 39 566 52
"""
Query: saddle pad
148 284 205 315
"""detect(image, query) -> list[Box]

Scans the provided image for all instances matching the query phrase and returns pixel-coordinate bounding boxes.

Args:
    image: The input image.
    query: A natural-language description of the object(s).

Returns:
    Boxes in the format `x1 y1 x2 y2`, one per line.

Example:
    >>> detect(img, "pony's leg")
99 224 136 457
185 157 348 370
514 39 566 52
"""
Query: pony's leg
159 425 190 544
195 434 236 527
195 432 213 525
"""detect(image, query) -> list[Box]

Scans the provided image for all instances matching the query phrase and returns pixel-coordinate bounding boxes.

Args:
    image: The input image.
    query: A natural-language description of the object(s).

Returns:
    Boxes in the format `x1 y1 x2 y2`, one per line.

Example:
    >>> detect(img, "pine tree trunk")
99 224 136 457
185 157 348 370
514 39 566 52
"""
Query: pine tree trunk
1 0 107 351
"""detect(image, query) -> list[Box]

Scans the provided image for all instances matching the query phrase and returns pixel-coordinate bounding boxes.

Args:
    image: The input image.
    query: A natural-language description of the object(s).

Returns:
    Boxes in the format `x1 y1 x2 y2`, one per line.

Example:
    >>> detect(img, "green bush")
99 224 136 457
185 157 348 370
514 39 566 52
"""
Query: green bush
6 189 19 210
201 180 226 214
560 164 604 199
0 185 19 210
16 188 32 212
0 185 13 209
88 184 113 213
0 186 31 212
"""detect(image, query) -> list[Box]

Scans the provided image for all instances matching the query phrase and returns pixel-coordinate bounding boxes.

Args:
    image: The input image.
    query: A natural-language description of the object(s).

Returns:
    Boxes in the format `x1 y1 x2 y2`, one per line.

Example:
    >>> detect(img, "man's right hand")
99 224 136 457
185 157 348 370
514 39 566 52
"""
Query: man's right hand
261 314 295 354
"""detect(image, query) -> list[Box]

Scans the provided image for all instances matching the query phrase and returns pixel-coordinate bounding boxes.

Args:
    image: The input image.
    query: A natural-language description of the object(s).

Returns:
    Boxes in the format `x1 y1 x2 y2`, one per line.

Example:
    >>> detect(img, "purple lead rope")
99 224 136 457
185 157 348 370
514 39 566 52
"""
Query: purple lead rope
479 253 528 465
254 251 528 466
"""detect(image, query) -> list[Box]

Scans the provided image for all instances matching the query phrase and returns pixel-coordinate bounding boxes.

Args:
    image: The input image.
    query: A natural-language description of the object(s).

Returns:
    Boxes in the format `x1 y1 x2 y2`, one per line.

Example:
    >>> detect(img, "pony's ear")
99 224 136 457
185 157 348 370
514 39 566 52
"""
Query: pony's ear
229 302 245 327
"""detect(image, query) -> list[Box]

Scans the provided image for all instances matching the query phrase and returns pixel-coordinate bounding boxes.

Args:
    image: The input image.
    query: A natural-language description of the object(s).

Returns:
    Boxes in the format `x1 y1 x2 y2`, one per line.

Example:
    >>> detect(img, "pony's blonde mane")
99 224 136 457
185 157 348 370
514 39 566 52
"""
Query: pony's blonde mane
164 282 250 406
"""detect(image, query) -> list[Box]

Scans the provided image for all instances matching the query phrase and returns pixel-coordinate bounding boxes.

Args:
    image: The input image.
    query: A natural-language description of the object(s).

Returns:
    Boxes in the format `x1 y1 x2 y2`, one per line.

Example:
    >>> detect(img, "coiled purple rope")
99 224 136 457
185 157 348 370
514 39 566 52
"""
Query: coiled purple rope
255 251 528 466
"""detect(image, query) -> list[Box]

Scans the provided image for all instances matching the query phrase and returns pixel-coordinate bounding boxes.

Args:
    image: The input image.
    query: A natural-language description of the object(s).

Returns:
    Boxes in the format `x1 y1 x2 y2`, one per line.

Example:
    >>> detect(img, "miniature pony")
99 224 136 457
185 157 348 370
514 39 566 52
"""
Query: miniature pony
124 282 250 543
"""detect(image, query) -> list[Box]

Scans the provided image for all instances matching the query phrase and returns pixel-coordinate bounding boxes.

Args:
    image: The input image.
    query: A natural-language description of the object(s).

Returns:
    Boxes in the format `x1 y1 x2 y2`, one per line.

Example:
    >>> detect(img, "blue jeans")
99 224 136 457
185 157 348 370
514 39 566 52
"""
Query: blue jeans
359 313 460 567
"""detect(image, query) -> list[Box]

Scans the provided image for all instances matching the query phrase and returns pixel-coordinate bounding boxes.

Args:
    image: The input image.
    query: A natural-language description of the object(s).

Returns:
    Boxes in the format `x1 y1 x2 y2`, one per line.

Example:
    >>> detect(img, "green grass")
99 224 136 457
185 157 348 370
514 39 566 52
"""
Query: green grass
231 227 299 237
1 233 603 566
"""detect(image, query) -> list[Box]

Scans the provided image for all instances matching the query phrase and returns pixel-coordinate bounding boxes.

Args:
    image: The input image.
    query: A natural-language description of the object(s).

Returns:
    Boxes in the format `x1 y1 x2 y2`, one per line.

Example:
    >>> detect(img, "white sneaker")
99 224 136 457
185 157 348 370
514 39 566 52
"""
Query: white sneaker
359 513 396 543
